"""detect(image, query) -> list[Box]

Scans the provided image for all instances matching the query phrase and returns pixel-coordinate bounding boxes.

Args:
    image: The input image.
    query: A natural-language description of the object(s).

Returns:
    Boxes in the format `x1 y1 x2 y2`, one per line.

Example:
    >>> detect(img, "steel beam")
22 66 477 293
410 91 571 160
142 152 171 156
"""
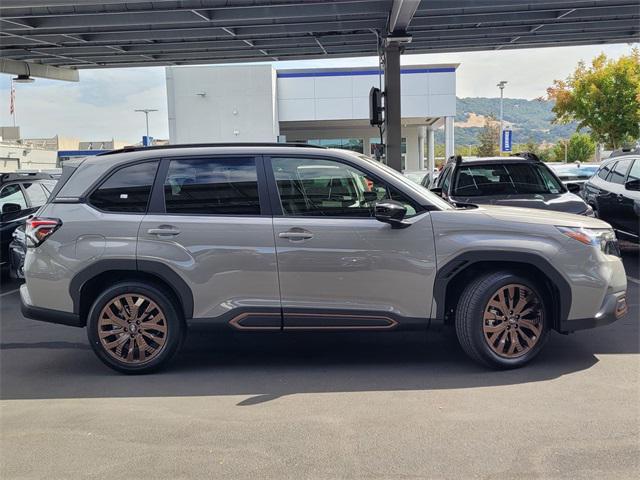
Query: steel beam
383 43 402 172
389 0 420 34
0 57 78 81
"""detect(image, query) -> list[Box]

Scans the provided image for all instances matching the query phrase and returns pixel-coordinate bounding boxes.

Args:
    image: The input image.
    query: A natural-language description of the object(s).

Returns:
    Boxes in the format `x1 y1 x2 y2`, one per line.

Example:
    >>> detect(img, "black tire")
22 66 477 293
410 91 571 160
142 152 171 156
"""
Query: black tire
455 271 549 369
87 282 185 374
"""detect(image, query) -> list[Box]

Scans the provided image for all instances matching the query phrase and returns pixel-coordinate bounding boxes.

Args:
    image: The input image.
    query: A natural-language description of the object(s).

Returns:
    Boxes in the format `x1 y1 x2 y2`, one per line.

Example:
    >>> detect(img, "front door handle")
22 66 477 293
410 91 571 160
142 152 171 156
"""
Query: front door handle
278 228 313 241
147 226 181 236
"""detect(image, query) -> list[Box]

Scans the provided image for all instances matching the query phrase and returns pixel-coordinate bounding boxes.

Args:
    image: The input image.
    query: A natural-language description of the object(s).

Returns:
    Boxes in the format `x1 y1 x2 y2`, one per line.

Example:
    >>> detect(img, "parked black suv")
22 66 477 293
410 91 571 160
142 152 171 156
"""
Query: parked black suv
431 154 593 215
0 172 57 273
583 148 640 243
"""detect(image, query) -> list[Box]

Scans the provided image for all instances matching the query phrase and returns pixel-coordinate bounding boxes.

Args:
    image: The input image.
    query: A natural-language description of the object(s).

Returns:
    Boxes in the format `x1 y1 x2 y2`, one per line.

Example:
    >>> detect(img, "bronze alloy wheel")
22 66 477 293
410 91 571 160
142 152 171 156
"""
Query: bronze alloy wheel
482 283 543 358
97 294 168 364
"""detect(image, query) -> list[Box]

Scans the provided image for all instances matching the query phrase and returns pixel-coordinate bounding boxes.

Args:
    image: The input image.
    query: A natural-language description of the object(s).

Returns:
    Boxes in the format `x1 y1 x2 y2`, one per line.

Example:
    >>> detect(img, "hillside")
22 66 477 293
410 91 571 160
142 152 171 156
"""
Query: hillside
444 97 579 146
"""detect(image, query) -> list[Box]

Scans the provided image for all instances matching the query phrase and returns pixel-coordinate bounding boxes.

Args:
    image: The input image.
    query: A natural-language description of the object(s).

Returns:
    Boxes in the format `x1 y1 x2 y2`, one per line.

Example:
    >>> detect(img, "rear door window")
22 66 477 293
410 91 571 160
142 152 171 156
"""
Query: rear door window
627 159 640 183
163 157 261 215
89 161 159 213
608 159 632 185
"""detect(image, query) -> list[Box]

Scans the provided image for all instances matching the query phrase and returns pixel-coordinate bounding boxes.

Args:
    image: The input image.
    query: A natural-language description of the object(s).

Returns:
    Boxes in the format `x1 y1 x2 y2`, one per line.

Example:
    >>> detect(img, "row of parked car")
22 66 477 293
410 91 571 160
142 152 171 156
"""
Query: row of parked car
403 149 640 243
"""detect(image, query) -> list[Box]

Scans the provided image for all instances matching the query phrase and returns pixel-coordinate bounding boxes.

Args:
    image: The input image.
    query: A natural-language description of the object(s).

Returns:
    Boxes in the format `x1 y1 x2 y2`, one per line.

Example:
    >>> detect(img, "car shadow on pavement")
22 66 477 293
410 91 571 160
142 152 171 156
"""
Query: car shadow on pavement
0 327 603 404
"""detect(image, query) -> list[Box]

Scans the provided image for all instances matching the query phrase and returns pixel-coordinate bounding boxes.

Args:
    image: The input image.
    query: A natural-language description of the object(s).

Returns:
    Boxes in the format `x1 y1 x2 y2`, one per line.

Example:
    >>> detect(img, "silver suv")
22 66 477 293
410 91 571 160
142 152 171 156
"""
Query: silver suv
21 144 628 373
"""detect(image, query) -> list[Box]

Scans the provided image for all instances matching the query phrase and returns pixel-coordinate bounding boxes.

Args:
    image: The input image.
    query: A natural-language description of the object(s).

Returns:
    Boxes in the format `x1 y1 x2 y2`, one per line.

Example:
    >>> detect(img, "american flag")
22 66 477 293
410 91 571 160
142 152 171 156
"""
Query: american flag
9 82 15 116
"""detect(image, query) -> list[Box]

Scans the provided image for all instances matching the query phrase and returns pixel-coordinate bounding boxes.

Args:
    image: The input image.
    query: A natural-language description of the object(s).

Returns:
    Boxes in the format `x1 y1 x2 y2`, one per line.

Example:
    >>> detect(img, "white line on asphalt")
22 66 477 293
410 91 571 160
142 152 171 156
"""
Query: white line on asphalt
627 276 640 286
0 288 20 297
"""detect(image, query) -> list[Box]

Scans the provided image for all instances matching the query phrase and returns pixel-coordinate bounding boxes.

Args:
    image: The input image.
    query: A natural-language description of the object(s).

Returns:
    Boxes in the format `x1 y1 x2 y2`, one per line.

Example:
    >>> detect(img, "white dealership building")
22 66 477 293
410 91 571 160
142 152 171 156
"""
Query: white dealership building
166 63 457 171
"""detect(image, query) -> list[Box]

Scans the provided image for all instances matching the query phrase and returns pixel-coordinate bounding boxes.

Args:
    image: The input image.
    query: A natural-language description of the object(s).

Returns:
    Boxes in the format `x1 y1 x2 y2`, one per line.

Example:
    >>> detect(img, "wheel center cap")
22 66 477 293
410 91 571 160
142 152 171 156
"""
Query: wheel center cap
128 324 138 334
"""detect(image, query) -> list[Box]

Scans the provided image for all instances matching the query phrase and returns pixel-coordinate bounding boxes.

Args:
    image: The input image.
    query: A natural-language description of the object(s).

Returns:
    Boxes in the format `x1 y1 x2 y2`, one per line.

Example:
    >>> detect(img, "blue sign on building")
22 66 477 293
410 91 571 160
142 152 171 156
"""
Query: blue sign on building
501 129 512 152
142 136 154 147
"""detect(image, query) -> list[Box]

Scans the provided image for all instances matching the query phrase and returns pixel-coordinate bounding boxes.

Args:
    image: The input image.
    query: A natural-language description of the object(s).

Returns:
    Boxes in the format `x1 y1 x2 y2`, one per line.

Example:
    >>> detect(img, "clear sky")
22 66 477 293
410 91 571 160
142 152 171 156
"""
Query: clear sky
0 43 637 144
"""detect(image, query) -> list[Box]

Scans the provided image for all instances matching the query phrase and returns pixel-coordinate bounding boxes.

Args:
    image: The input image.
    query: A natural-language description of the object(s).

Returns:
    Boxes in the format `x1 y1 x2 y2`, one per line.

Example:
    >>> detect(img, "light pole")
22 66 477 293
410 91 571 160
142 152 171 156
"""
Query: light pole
497 81 507 154
134 109 158 143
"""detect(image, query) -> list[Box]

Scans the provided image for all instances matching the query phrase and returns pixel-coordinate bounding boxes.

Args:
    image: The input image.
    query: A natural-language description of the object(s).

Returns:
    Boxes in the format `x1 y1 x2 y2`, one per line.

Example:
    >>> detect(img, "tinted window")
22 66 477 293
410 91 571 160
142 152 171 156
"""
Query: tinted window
90 161 158 213
438 166 452 190
271 157 418 217
452 162 563 196
608 159 632 185
597 162 614 180
0 184 27 212
628 159 640 182
40 180 57 194
23 183 49 207
164 158 260 215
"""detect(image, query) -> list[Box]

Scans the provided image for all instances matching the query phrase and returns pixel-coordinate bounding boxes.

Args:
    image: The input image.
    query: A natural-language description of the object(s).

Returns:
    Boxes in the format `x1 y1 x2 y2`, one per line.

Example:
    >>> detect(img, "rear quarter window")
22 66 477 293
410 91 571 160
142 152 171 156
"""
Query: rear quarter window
89 161 159 213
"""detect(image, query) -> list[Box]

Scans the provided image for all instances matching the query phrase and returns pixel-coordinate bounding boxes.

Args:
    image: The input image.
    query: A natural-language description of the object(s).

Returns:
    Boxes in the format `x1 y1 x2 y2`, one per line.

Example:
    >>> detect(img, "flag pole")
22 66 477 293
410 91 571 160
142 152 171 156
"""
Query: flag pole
10 78 16 127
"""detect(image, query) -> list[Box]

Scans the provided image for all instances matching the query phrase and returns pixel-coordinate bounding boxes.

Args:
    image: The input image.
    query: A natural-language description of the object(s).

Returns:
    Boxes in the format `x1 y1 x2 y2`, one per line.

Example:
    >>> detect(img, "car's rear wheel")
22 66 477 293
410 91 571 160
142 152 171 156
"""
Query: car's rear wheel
455 272 549 369
87 282 184 374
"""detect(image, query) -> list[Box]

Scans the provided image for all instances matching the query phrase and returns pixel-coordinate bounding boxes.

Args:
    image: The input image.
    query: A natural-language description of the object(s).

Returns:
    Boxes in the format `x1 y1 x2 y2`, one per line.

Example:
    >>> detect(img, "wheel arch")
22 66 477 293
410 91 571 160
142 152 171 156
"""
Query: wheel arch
433 251 571 331
70 259 194 325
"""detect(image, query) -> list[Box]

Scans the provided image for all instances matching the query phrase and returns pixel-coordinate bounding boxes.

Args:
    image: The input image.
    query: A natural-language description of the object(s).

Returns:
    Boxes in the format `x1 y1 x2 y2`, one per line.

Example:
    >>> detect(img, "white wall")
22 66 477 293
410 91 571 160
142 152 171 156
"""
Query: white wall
0 144 57 172
277 65 456 122
167 65 279 144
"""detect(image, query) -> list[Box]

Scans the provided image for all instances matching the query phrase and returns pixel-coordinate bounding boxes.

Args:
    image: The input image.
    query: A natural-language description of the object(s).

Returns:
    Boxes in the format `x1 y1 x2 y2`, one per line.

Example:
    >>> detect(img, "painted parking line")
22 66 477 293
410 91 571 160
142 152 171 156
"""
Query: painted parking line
0 288 20 297
627 276 640 286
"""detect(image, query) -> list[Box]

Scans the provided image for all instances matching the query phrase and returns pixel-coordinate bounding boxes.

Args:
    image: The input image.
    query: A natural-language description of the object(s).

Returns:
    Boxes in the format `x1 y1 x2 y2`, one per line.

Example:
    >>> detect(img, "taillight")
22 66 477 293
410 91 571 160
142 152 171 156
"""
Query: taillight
26 217 62 247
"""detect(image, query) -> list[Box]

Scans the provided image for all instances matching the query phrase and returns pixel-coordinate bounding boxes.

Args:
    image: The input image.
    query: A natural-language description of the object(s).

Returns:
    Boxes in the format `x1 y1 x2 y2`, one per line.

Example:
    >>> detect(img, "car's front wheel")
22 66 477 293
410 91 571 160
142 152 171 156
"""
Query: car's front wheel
455 272 549 369
87 282 184 374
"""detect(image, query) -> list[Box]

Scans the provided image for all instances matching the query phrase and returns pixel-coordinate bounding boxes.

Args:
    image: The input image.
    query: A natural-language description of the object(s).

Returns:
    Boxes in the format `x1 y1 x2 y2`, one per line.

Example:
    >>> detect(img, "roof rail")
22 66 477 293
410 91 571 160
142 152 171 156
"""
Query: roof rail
512 152 541 162
97 142 327 156
609 146 640 158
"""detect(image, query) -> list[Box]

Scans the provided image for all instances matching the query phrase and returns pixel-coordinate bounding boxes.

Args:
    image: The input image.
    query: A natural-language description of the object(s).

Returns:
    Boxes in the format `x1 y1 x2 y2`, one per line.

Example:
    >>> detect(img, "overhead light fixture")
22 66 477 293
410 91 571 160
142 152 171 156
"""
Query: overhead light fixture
385 35 412 45
13 74 34 83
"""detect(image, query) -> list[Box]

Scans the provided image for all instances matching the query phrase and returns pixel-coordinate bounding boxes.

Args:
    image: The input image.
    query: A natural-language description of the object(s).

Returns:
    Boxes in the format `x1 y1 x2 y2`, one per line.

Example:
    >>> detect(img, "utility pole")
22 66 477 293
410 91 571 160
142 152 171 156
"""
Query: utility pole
134 109 158 143
497 81 507 155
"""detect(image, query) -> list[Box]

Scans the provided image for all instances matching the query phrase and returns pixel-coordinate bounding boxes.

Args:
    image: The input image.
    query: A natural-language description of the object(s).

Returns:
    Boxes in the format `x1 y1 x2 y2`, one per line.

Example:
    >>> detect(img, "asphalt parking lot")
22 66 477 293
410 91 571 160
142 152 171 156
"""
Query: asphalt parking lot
1 247 638 479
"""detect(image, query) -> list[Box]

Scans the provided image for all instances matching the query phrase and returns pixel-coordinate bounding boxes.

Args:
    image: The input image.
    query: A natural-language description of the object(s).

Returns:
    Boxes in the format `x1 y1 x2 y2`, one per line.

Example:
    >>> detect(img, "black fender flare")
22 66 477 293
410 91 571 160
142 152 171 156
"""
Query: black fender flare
432 250 572 325
69 259 194 319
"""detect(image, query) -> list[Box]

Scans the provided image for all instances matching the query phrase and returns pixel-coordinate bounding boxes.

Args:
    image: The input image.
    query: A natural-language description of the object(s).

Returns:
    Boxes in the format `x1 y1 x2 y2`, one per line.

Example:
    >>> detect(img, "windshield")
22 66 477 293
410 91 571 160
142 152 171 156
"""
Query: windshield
355 154 454 210
452 162 565 196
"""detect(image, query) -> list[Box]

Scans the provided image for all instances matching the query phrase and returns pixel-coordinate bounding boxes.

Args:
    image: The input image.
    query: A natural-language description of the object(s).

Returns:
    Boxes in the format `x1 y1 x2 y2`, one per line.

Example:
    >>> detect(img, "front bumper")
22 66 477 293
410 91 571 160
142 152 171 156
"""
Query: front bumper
559 291 628 333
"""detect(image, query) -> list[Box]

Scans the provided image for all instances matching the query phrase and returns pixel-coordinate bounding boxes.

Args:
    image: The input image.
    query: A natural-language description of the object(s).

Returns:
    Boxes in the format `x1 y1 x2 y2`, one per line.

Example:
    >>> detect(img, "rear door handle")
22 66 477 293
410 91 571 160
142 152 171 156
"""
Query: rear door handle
278 229 313 241
147 226 181 236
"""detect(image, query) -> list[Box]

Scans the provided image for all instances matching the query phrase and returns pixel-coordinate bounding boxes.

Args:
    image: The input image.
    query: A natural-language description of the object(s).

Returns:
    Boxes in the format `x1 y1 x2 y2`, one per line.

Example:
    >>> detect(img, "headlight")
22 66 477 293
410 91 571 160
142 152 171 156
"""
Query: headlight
556 226 620 256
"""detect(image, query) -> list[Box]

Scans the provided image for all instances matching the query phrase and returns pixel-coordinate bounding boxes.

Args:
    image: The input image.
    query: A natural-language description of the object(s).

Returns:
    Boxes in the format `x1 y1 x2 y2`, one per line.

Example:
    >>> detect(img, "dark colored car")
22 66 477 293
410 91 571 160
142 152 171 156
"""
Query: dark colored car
431 154 593 215
8 224 26 279
0 172 57 274
583 149 640 243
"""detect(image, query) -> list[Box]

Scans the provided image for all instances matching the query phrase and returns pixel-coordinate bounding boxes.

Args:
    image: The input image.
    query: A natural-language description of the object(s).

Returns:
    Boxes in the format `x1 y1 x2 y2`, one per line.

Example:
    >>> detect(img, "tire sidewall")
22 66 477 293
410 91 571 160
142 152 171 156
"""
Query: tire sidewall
87 282 183 374
469 273 549 369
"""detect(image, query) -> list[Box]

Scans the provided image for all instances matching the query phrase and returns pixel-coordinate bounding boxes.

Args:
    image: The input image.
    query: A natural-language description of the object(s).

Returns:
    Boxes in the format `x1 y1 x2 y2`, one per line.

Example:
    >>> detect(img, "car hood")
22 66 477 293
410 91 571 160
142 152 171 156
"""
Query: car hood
476 204 611 228
452 192 588 214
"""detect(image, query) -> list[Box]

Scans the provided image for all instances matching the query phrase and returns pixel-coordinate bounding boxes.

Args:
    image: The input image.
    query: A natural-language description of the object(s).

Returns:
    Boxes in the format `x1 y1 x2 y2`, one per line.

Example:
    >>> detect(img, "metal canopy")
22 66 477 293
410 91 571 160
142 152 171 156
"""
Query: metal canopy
0 0 638 74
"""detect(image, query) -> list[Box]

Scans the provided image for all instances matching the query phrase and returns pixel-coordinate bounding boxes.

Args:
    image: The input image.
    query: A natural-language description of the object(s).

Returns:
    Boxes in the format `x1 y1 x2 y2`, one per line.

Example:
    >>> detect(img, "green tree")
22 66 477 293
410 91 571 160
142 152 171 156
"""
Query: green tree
546 50 640 149
476 118 499 156
552 133 596 162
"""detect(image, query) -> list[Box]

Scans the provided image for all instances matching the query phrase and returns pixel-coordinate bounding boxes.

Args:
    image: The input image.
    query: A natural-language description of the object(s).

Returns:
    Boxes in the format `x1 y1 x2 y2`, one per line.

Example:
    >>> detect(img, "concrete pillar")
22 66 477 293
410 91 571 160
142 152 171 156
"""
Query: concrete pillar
445 116 455 158
384 43 402 171
427 127 435 185
418 126 426 170
404 127 419 171
363 136 371 157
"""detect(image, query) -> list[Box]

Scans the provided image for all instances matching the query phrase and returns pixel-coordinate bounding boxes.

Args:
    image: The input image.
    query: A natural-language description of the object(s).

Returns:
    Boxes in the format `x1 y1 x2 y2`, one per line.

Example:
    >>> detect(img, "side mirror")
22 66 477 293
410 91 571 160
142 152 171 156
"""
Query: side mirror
2 203 22 215
625 179 640 191
375 200 410 229
430 186 443 196
566 182 581 194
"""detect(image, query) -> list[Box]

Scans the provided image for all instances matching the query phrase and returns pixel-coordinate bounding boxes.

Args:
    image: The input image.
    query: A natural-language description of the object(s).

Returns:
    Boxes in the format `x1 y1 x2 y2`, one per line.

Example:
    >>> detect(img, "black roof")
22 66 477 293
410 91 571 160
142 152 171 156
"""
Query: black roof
445 152 542 166
1 172 56 183
609 147 640 158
